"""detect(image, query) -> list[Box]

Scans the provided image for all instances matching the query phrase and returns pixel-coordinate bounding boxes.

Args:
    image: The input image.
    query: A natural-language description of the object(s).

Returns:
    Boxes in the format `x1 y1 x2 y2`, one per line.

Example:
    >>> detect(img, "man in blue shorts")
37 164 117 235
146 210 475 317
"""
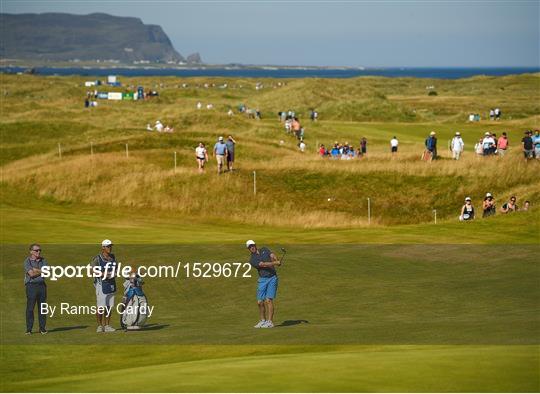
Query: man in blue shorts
246 240 281 328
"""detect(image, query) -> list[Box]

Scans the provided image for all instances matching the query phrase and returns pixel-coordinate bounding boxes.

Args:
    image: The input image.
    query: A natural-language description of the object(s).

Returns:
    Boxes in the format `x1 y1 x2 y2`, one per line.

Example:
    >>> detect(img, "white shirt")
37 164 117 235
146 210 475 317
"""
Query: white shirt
390 138 398 147
451 137 464 151
195 147 206 158
155 122 163 132
299 142 306 152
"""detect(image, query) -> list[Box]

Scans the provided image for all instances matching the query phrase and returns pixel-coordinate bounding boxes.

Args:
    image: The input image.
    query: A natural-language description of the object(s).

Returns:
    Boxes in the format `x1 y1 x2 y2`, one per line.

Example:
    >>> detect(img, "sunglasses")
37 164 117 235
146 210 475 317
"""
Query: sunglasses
32 249 41 252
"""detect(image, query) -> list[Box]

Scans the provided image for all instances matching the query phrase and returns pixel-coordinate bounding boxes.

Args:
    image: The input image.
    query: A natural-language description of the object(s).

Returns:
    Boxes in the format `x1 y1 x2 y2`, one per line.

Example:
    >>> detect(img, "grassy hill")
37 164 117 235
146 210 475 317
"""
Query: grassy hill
1 73 539 227
0 73 539 392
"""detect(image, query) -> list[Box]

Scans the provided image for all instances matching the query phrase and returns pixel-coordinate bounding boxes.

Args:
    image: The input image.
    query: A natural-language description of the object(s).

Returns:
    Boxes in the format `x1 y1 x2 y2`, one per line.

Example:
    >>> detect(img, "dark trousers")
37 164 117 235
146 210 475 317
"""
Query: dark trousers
26 282 47 332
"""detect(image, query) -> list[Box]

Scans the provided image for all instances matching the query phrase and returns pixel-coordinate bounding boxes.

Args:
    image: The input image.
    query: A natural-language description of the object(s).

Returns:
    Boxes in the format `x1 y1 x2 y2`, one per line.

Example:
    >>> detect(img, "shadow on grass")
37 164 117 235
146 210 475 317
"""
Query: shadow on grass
48 325 89 332
138 323 169 331
276 319 309 327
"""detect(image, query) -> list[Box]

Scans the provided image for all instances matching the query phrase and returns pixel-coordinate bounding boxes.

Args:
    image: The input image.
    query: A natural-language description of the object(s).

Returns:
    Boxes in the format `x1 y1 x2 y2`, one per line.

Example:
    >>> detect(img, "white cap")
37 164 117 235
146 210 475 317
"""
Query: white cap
430 131 436 136
486 192 492 197
485 132 490 136
219 136 224 141
465 196 471 201
246 240 256 248
101 239 113 247
456 132 461 135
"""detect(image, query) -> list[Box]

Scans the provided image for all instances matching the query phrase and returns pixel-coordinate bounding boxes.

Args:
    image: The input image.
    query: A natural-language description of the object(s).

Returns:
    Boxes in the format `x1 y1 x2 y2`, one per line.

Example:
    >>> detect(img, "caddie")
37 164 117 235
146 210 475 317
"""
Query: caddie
92 239 117 332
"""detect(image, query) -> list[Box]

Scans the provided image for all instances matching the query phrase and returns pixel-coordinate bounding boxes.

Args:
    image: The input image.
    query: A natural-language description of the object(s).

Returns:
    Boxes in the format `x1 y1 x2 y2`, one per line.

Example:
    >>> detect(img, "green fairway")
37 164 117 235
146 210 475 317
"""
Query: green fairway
1 74 539 392
2 345 538 392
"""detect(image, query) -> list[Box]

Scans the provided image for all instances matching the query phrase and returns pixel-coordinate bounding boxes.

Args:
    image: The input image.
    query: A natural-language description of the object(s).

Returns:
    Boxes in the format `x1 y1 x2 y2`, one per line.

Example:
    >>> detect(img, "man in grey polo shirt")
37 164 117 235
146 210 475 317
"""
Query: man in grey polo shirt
24 243 48 335
213 136 229 174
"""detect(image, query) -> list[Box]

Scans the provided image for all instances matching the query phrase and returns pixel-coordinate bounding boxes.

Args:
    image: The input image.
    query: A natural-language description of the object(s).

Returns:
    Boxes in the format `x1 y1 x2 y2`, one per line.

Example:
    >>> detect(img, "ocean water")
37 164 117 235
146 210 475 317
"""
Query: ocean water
1 66 538 79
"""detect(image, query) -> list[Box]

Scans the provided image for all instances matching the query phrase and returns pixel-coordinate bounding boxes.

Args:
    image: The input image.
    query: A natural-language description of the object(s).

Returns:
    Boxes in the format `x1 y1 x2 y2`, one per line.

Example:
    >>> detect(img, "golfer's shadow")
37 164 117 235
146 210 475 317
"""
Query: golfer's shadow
139 323 169 331
48 325 88 332
275 320 309 327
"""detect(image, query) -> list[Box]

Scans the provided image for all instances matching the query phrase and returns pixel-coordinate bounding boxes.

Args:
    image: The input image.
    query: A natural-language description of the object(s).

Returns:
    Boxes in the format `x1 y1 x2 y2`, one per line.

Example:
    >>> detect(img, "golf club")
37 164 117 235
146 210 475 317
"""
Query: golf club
279 247 287 265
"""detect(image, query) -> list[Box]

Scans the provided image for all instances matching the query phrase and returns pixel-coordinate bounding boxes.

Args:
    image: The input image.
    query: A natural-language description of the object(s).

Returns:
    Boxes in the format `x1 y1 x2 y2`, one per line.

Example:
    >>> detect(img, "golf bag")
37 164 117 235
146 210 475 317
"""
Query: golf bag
120 276 149 330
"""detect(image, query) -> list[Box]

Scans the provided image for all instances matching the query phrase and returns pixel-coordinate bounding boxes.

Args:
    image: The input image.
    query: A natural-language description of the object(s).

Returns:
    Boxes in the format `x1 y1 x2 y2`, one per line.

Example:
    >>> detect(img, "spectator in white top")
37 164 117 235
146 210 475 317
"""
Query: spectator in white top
475 138 484 156
196 101 202 110
155 120 164 133
299 140 306 152
195 142 209 173
390 136 399 157
451 132 465 160
482 132 496 155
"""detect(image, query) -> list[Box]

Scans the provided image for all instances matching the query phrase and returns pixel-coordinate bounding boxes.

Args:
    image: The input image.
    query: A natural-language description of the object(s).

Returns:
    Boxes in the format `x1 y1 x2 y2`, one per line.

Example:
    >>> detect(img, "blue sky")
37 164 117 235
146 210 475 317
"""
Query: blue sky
3 0 539 67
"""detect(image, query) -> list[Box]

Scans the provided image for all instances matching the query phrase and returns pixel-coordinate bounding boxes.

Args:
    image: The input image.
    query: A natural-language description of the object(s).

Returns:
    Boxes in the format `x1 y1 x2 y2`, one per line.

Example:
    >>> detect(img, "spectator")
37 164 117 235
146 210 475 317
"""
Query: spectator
424 131 437 160
164 125 174 133
532 130 540 159
451 132 464 160
475 138 484 156
154 120 164 133
92 240 117 333
523 201 530 211
213 136 228 174
331 144 340 159
195 142 209 173
299 140 306 152
319 144 326 157
196 101 202 110
360 137 367 157
225 135 236 171
482 132 496 155
522 131 534 160
291 118 301 139
500 196 518 213
494 108 501 120
497 132 509 156
390 136 399 157
459 197 475 221
227 108 234 117
482 192 496 218
489 109 495 121
146 123 153 132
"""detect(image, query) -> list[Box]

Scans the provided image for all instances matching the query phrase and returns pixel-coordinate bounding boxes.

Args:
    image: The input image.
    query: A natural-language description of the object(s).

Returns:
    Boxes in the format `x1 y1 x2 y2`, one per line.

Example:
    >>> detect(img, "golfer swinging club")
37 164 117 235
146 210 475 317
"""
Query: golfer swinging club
246 240 281 328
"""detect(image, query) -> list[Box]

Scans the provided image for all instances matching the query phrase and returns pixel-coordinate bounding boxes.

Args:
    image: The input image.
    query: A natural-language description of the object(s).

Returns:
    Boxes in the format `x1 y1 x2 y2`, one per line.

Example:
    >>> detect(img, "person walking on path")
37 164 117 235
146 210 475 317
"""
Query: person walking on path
451 132 465 160
390 136 399 157
225 135 236 171
213 136 228 174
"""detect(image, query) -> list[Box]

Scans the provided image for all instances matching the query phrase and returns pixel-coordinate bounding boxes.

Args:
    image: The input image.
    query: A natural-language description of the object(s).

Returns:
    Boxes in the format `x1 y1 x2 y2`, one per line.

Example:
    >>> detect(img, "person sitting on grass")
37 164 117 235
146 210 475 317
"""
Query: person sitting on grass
459 197 475 221
500 196 518 213
482 192 496 218
319 144 327 157
523 201 530 211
